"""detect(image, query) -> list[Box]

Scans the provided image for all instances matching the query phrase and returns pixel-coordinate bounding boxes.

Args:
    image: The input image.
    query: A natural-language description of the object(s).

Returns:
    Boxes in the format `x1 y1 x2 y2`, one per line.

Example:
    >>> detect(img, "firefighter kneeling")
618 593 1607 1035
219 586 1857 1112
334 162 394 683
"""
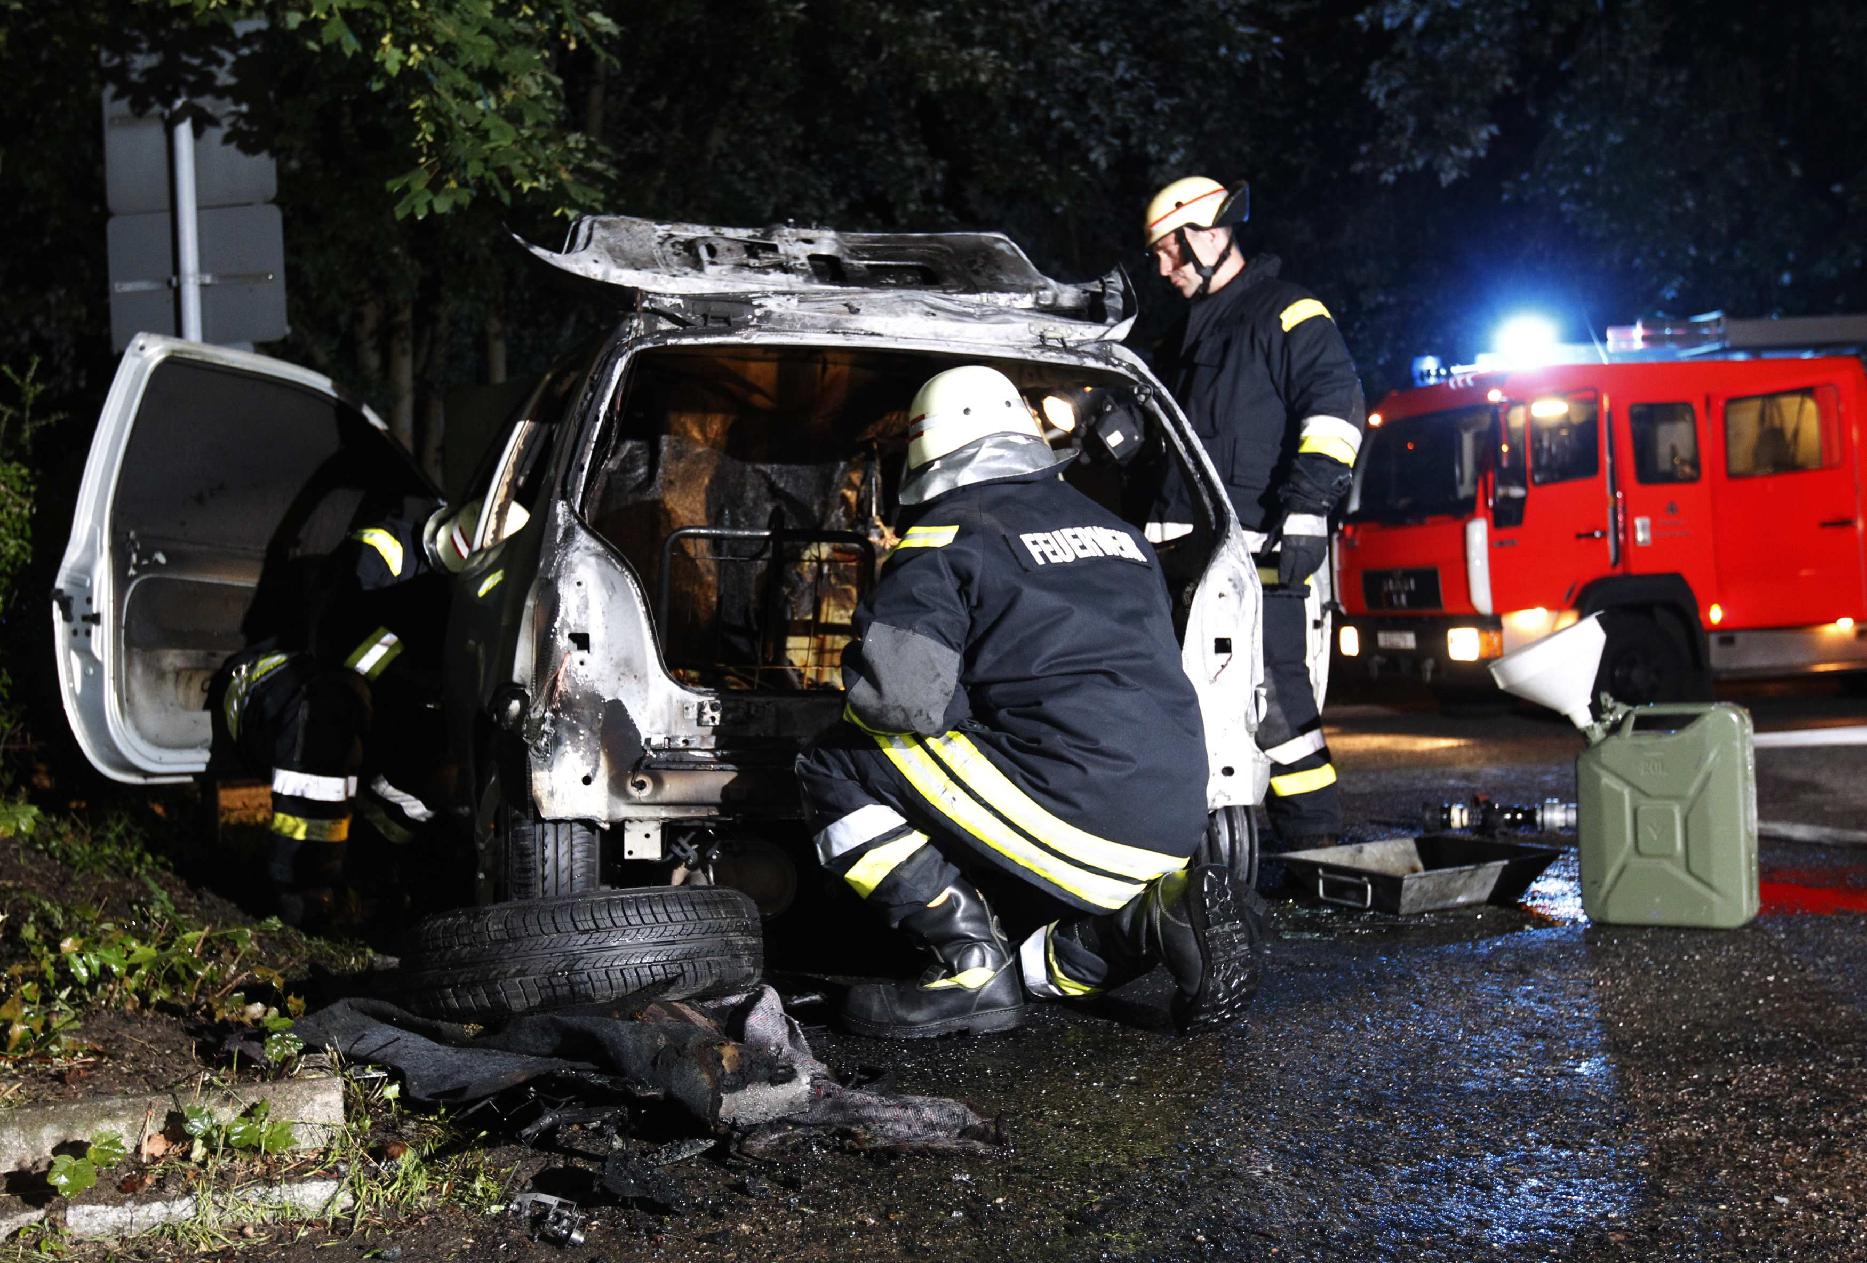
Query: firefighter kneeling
796 365 1265 1038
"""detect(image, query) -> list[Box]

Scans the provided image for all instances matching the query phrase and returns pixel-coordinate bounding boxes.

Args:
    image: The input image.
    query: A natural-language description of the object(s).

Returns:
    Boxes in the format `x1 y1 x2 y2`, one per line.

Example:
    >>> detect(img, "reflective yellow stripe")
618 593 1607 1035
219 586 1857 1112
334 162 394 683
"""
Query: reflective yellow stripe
924 967 998 991
344 627 403 679
353 527 405 578
926 732 1185 882
477 569 505 598
1279 298 1331 332
872 733 1140 910
1298 432 1359 465
843 832 928 898
269 812 349 842
1258 565 1314 588
1269 763 1339 798
1047 929 1099 997
894 524 958 552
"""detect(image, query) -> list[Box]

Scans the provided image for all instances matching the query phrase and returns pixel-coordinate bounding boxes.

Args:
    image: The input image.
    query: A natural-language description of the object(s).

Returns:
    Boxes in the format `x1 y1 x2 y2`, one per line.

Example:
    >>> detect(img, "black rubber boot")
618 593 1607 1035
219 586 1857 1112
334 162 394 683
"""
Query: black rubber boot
841 880 1026 1039
1119 864 1266 1034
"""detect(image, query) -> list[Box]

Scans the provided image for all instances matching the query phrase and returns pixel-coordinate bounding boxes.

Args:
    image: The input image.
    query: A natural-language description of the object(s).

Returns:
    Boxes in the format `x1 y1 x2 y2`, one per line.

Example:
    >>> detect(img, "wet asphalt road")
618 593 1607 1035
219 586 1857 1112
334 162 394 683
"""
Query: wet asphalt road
254 682 1867 1263
763 681 1867 1262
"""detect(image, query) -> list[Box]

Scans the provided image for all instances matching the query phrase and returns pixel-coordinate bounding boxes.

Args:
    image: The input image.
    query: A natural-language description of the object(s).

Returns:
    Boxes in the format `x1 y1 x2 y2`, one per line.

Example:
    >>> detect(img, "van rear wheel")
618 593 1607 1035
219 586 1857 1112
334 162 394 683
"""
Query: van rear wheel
1203 805 1260 889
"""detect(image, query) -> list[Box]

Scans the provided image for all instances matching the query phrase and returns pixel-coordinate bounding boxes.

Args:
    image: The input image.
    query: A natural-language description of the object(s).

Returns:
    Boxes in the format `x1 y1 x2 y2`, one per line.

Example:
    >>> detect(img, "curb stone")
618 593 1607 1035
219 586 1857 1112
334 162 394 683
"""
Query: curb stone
0 1073 343 1175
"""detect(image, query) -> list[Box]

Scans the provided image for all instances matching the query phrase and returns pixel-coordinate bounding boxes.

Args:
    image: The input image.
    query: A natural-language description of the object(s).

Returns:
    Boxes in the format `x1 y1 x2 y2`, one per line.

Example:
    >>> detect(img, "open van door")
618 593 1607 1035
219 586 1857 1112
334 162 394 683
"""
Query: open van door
54 335 437 783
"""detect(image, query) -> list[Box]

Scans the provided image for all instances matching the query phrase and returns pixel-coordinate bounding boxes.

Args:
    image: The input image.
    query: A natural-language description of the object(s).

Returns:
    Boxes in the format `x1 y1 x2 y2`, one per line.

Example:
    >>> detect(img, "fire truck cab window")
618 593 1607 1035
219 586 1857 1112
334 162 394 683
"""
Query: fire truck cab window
1724 388 1833 478
1514 394 1599 486
1629 402 1700 484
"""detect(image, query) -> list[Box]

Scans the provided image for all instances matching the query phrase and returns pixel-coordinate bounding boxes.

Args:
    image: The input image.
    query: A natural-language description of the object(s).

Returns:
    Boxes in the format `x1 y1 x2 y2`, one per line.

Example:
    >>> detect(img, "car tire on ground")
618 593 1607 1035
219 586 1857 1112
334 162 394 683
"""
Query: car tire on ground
393 888 764 1024
1203 804 1260 889
499 807 601 901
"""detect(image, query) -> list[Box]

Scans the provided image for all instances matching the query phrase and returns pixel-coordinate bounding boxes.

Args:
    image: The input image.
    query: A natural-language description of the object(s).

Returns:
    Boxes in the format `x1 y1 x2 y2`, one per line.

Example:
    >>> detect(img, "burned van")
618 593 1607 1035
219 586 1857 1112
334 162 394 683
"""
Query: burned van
54 216 1267 1016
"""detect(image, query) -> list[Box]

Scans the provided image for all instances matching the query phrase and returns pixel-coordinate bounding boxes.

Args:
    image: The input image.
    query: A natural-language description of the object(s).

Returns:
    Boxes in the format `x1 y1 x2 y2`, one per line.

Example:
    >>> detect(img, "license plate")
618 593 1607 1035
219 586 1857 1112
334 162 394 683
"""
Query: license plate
1376 630 1417 651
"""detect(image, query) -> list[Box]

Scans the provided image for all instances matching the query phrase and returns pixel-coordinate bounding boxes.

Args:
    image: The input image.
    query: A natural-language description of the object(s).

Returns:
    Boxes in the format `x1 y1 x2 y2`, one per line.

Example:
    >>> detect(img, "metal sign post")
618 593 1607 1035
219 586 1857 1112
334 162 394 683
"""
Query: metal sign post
169 106 203 341
103 24 284 350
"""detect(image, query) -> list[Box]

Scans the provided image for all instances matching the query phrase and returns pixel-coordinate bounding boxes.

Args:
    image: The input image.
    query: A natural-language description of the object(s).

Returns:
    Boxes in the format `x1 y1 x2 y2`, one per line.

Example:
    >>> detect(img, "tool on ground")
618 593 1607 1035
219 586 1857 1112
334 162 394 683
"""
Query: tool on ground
1424 795 1578 834
1280 834 1559 914
509 1193 587 1247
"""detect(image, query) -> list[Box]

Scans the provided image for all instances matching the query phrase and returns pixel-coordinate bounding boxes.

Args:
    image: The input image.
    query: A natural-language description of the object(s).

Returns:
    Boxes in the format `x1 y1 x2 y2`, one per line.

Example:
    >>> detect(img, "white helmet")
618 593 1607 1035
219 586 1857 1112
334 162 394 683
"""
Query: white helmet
1143 175 1251 247
905 366 1040 472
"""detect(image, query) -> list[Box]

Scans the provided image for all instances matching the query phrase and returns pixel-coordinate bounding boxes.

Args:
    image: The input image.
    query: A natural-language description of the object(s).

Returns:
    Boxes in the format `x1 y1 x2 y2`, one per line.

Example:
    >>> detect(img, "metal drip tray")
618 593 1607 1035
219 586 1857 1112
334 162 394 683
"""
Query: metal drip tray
1279 834 1560 914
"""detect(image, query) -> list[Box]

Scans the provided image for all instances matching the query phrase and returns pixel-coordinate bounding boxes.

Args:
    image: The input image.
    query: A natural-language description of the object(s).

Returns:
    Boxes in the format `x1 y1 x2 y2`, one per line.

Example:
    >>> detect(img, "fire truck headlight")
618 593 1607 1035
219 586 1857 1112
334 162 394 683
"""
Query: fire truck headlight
1446 626 1504 662
1501 606 1579 651
1339 625 1361 657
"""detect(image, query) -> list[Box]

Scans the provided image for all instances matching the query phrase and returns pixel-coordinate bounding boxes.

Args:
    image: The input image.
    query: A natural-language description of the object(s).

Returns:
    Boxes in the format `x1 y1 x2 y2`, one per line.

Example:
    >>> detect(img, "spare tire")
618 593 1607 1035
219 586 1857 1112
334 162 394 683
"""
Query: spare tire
394 888 763 1024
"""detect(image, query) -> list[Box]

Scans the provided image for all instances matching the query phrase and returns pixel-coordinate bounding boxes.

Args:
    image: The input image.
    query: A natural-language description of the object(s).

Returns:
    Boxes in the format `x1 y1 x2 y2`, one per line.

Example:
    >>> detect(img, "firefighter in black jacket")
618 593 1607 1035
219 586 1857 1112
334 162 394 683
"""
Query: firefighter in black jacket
796 365 1264 1039
212 498 482 926
1136 176 1366 853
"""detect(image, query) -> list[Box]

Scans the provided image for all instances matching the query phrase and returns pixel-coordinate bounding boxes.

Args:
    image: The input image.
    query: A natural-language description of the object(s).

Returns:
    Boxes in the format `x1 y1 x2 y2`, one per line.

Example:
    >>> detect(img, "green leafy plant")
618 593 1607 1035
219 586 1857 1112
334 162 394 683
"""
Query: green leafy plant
182 1100 295 1160
1 879 304 1061
44 1131 127 1198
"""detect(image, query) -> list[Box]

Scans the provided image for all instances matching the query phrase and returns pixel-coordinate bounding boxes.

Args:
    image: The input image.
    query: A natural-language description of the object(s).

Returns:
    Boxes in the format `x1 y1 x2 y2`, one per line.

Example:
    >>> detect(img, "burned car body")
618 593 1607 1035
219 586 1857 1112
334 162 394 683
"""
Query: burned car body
55 215 1269 927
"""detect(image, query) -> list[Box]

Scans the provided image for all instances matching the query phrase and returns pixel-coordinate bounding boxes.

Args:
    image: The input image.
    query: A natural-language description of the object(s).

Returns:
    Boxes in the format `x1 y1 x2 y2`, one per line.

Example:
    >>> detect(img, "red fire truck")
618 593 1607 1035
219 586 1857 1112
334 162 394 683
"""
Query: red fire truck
1334 313 1867 703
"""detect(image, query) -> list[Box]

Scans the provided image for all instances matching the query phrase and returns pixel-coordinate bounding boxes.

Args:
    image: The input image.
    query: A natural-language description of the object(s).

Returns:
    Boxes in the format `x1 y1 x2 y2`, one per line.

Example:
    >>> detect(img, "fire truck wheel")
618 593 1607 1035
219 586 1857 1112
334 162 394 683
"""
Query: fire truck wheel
1594 609 1690 705
392 888 764 1024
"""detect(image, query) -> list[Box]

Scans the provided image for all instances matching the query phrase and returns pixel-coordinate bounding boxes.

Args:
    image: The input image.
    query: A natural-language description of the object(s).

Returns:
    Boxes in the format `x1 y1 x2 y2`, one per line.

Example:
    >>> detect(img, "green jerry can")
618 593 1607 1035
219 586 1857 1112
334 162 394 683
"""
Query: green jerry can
1576 703 1759 928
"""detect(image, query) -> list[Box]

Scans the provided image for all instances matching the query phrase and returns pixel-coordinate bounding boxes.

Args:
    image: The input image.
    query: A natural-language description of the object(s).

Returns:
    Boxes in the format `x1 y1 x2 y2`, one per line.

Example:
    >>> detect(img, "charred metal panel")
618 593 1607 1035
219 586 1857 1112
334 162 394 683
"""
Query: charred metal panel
523 214 1125 323
525 501 714 819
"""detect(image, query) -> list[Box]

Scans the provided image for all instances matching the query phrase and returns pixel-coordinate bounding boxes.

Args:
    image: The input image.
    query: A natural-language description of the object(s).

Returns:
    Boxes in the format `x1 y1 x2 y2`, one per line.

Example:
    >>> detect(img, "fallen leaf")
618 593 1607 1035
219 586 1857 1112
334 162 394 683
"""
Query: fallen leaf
118 1172 151 1195
140 1133 171 1162
382 1140 409 1163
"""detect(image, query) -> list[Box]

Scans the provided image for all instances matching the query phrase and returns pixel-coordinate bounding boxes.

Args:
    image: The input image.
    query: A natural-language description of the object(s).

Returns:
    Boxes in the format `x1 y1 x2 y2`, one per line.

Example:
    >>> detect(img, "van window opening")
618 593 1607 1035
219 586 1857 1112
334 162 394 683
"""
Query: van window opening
580 344 1178 692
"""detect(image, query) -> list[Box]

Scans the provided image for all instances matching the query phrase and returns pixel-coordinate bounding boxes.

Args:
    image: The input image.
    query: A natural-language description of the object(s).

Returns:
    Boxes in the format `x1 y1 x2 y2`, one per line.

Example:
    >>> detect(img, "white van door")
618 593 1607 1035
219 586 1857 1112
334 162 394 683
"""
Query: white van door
53 335 435 782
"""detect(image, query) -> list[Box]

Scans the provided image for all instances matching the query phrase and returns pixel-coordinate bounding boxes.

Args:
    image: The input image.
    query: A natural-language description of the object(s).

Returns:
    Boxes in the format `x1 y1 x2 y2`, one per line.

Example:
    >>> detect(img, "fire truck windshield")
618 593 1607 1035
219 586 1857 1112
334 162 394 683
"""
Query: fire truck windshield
1350 405 1497 522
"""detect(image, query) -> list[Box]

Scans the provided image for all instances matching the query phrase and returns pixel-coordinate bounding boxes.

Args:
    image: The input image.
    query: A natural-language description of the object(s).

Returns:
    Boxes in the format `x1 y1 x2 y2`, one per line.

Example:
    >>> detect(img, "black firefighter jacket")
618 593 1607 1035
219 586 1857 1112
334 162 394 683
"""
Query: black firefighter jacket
842 449 1211 901
1141 254 1366 532
310 505 451 703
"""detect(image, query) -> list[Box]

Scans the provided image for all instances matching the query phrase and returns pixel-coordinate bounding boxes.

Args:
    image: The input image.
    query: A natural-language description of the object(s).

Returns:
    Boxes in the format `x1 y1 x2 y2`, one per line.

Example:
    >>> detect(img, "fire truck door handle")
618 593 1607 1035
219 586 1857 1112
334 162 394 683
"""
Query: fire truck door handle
1819 517 1854 528
1575 528 1607 540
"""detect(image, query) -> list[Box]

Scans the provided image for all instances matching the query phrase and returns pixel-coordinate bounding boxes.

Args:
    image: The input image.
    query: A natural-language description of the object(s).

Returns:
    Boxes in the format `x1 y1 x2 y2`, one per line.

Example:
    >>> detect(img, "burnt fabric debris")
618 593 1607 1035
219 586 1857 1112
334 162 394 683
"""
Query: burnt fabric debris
295 986 1001 1152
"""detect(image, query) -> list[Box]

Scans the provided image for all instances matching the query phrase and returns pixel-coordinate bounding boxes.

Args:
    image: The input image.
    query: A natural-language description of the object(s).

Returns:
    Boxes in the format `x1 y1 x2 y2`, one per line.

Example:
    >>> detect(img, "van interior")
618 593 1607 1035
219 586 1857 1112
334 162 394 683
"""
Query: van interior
582 344 1209 691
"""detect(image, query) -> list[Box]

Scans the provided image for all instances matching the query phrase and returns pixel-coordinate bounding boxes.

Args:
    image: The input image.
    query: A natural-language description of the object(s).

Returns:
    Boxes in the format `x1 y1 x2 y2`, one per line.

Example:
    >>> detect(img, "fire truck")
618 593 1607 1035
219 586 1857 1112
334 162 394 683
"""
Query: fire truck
1335 313 1867 704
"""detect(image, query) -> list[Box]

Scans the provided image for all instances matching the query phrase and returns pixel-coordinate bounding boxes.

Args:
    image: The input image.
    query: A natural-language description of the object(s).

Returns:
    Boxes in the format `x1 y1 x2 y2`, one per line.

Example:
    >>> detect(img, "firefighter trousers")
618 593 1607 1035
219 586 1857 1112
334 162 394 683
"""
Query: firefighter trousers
797 723 1196 997
1258 584 1341 843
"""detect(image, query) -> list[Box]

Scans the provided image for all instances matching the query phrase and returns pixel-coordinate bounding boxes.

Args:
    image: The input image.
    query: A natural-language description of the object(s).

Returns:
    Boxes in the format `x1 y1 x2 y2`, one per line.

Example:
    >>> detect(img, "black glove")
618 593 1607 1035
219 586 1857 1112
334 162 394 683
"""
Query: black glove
1276 513 1330 586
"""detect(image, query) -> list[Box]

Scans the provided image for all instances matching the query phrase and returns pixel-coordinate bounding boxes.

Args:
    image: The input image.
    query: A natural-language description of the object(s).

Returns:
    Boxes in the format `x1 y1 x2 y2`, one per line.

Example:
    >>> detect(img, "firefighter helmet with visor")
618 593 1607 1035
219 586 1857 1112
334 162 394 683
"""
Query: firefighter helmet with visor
905 365 1042 472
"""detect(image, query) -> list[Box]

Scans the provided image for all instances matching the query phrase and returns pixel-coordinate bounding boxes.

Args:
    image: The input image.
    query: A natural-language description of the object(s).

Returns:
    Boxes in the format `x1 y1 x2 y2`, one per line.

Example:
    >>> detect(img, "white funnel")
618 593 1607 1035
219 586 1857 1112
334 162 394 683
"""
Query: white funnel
1488 614 1606 730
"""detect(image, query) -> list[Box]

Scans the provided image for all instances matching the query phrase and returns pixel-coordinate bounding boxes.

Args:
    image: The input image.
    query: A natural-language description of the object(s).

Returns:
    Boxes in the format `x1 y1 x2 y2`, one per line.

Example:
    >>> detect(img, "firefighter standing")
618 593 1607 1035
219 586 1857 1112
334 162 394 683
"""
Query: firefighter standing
212 498 481 927
796 365 1264 1039
1137 176 1365 855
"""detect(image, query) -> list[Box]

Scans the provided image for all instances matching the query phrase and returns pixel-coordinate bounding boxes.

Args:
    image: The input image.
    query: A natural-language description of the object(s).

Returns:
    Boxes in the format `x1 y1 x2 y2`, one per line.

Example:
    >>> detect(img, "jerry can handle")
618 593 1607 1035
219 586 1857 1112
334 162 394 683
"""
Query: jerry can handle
1616 704 1718 737
1316 870 1373 909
